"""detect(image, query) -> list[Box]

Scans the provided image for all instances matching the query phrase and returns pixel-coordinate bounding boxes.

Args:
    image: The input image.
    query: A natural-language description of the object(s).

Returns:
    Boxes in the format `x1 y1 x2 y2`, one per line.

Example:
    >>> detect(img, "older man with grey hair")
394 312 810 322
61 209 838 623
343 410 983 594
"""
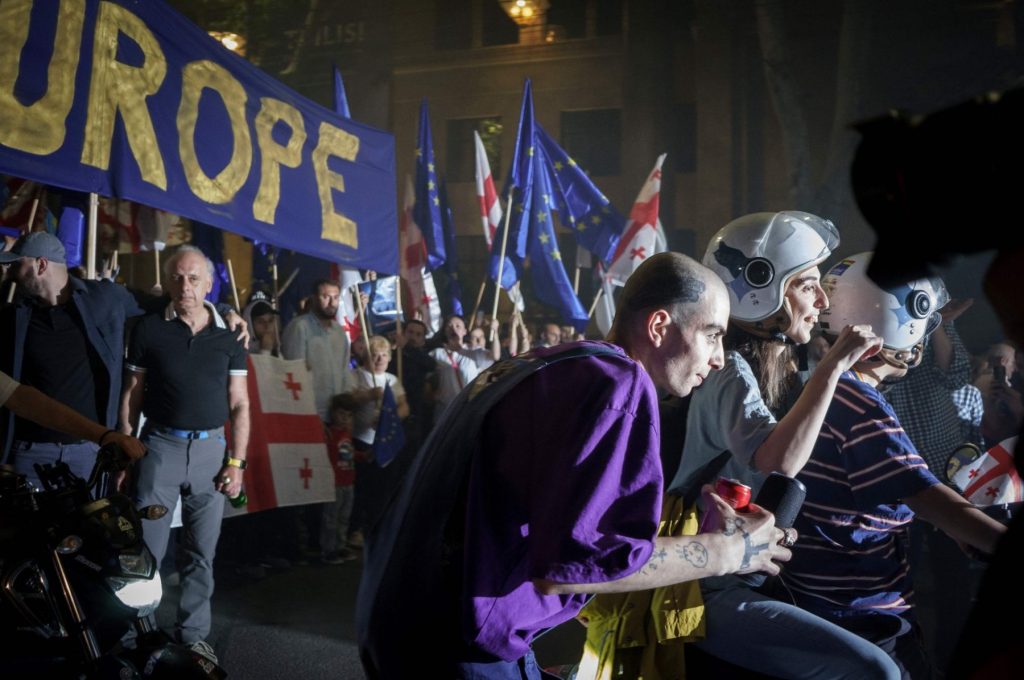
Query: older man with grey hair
120 245 249 663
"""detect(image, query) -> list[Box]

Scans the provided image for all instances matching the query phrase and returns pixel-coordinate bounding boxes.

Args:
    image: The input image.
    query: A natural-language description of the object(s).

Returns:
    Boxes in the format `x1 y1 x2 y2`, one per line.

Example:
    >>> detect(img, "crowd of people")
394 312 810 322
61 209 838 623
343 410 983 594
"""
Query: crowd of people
0 207 1020 678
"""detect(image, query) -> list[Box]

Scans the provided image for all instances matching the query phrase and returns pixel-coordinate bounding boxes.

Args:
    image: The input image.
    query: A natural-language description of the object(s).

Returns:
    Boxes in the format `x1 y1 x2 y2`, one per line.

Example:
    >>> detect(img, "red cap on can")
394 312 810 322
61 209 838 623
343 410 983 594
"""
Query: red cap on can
715 478 752 510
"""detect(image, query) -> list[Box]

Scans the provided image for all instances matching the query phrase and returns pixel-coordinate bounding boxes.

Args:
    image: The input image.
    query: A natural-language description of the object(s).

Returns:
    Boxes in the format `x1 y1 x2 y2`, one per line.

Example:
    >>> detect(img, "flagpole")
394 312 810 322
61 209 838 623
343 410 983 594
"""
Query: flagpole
586 286 605 319
270 256 282 356
277 267 300 298
86 193 98 280
153 249 161 289
395 275 404 384
469 279 487 330
573 266 581 295
226 258 241 311
489 185 515 343
26 197 40 234
355 280 374 384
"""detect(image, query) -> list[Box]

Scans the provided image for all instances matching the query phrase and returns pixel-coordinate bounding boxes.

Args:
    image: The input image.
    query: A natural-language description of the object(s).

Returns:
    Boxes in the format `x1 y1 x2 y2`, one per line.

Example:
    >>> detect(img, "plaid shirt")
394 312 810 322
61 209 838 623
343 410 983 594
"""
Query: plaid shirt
888 323 984 476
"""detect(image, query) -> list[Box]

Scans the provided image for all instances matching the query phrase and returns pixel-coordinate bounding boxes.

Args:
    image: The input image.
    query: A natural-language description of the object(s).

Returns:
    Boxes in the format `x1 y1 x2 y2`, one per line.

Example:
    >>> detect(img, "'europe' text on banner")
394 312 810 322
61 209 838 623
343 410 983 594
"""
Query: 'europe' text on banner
0 0 398 273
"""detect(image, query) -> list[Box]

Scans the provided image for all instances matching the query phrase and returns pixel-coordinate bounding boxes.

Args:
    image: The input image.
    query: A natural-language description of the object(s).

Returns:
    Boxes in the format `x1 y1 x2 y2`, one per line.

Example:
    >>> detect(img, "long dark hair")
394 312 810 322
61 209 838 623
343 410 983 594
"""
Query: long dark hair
724 324 799 416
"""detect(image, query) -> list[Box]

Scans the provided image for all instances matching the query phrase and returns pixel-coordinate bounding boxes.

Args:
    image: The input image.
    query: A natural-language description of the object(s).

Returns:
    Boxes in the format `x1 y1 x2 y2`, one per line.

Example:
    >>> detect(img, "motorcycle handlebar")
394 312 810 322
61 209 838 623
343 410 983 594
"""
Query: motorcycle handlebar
85 442 134 490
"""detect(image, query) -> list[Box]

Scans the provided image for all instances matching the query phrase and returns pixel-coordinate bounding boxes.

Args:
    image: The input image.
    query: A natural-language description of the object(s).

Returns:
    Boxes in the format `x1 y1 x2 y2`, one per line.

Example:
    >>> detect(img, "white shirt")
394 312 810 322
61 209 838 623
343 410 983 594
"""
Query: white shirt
348 368 404 445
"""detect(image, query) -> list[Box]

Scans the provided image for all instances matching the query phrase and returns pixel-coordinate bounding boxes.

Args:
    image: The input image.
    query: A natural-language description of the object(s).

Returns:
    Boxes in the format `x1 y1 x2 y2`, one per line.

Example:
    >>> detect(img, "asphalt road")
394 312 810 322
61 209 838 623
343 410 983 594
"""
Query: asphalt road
156 552 585 680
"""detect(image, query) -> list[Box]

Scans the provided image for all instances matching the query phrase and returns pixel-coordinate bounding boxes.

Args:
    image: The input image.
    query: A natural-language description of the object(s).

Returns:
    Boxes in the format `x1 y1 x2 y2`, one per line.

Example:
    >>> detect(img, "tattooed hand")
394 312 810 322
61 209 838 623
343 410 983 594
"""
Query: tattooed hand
701 484 793 576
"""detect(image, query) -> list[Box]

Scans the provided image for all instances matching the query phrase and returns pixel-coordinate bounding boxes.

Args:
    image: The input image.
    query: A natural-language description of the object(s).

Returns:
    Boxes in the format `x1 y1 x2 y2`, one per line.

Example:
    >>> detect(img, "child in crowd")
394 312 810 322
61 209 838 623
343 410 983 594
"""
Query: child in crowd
321 393 360 564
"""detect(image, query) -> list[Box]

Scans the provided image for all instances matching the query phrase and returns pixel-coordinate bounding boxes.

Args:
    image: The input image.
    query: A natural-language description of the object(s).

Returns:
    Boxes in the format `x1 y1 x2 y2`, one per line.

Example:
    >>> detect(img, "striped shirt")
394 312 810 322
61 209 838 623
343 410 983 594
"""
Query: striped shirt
783 372 938 633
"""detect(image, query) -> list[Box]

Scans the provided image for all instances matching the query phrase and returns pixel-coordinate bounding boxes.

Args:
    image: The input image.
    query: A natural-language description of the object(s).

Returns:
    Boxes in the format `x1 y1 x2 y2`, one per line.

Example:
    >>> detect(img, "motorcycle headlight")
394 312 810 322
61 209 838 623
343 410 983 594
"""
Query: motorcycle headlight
107 571 162 617
118 550 155 578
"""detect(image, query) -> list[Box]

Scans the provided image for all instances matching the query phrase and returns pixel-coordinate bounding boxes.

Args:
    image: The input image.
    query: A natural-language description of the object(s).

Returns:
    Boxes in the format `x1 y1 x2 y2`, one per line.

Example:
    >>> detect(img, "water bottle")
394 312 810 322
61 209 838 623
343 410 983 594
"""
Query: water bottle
228 489 248 508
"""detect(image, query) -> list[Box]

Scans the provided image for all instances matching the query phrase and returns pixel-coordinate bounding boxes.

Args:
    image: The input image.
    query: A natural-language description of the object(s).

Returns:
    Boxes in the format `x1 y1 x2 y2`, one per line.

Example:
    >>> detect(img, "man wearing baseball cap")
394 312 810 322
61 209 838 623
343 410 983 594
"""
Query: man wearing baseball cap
0 231 246 488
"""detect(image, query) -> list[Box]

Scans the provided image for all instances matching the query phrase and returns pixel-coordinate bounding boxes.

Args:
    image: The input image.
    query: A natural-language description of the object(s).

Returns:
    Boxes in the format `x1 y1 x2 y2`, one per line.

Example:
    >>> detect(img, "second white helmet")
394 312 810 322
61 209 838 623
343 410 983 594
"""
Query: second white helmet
819 251 948 365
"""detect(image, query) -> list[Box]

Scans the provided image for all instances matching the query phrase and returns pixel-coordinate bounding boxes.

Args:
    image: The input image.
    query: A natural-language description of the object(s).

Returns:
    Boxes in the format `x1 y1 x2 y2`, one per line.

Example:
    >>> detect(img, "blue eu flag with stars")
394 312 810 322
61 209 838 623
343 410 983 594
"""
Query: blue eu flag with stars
413 99 446 271
489 80 589 332
373 382 405 467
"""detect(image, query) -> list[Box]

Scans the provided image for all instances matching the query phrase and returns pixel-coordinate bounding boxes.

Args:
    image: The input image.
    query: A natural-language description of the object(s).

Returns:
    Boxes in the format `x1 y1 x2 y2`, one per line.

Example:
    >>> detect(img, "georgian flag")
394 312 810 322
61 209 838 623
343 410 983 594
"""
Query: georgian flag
224 354 335 517
606 154 668 286
951 437 1021 506
474 131 524 312
399 174 442 334
474 130 502 248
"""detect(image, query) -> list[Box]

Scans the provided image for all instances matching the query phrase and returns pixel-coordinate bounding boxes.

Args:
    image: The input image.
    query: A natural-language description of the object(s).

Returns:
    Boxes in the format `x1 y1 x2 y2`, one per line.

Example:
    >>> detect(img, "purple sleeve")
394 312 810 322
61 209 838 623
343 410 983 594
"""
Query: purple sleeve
526 361 662 585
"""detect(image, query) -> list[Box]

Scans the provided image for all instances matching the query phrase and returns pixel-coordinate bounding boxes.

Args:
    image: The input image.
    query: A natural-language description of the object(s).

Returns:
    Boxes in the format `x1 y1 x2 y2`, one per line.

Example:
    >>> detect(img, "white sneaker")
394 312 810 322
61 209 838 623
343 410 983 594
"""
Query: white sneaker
188 639 219 664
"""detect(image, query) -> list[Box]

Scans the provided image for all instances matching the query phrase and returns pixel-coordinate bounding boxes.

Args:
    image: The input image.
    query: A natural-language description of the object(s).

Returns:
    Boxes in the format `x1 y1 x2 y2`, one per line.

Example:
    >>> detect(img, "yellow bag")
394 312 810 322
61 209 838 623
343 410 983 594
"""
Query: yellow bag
575 496 705 680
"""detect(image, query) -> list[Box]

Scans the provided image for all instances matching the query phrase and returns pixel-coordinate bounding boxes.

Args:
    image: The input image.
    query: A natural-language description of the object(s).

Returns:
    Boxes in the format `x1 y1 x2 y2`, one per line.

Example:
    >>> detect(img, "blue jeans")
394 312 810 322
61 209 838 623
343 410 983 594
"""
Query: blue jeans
455 651 556 679
696 584 901 680
11 439 98 489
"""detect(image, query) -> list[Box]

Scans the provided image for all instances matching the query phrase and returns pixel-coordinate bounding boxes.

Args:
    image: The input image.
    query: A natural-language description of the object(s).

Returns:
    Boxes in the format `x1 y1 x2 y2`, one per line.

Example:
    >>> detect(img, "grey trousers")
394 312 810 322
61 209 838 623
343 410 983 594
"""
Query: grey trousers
135 427 226 643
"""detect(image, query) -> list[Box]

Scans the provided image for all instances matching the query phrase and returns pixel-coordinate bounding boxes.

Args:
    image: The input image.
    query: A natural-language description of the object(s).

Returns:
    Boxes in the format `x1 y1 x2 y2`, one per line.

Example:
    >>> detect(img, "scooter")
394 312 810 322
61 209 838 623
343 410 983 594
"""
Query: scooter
0 443 226 679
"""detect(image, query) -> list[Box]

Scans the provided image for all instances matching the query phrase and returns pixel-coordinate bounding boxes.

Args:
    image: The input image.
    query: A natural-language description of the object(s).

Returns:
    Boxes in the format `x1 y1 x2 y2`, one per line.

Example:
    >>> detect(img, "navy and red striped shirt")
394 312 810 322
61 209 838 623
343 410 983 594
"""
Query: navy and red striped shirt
783 372 938 631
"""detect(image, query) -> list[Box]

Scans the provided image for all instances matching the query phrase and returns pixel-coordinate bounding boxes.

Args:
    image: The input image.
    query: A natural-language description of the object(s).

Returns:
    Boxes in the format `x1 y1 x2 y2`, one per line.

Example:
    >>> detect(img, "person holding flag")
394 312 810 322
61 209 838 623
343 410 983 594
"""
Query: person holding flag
346 335 409 548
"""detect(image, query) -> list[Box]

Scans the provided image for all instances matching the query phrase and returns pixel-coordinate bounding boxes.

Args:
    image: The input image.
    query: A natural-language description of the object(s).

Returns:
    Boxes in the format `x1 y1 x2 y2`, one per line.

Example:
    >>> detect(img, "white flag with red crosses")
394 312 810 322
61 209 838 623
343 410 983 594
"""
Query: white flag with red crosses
951 437 1021 506
605 154 668 287
224 354 335 516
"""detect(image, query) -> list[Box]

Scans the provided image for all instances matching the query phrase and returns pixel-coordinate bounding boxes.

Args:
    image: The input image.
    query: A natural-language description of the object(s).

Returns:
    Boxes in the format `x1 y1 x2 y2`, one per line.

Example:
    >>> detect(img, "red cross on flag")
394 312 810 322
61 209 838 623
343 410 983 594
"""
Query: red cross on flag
399 174 442 334
224 354 335 517
474 130 502 249
605 154 668 287
950 436 1021 506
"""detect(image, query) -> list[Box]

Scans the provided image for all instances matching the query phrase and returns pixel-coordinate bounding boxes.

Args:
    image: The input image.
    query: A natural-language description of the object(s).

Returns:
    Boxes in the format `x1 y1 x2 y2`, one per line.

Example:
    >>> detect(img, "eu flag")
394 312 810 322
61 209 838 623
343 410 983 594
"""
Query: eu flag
535 126 625 262
373 382 406 467
412 99 446 271
489 80 588 331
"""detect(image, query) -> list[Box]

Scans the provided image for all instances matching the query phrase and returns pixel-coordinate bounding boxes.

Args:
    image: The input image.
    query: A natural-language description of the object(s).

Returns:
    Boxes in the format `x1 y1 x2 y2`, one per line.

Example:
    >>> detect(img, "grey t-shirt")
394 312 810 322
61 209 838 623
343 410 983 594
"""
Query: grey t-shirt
666 351 776 505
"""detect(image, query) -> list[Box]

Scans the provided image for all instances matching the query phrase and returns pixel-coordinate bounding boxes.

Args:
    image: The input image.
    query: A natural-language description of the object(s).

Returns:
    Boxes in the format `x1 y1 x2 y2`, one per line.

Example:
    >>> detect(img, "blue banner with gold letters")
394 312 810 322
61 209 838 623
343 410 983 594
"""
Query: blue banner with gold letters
0 0 397 273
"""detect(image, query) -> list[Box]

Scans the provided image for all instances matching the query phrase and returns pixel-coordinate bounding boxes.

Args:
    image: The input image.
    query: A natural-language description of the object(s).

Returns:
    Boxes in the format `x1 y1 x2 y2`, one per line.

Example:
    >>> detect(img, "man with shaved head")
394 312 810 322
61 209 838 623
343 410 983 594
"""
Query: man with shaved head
358 252 792 679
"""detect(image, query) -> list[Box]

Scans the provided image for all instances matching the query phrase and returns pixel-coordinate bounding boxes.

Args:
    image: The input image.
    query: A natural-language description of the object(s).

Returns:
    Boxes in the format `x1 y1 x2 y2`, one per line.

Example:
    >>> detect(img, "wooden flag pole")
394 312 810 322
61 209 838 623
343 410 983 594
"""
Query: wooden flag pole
277 268 300 298
226 258 241 312
395 275 404 384
586 286 604 319
468 279 487 330
26 198 40 233
573 266 581 295
489 185 515 342
153 249 161 289
355 279 373 377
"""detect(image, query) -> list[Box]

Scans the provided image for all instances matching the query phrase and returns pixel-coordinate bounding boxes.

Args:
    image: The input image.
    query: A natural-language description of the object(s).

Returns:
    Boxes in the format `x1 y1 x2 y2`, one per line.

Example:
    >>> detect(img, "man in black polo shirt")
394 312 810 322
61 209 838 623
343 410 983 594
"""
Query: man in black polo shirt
120 245 249 663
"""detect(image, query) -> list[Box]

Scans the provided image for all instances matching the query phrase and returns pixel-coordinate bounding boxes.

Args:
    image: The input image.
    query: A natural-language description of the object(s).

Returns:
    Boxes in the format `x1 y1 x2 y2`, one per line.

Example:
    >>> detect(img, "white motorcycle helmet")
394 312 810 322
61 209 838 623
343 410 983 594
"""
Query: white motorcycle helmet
703 211 839 338
819 251 949 369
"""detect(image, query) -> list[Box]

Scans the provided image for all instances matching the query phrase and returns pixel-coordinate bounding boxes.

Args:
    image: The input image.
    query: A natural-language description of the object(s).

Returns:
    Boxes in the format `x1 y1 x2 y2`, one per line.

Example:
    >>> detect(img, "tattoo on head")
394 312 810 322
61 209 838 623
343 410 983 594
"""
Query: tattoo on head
677 541 709 568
